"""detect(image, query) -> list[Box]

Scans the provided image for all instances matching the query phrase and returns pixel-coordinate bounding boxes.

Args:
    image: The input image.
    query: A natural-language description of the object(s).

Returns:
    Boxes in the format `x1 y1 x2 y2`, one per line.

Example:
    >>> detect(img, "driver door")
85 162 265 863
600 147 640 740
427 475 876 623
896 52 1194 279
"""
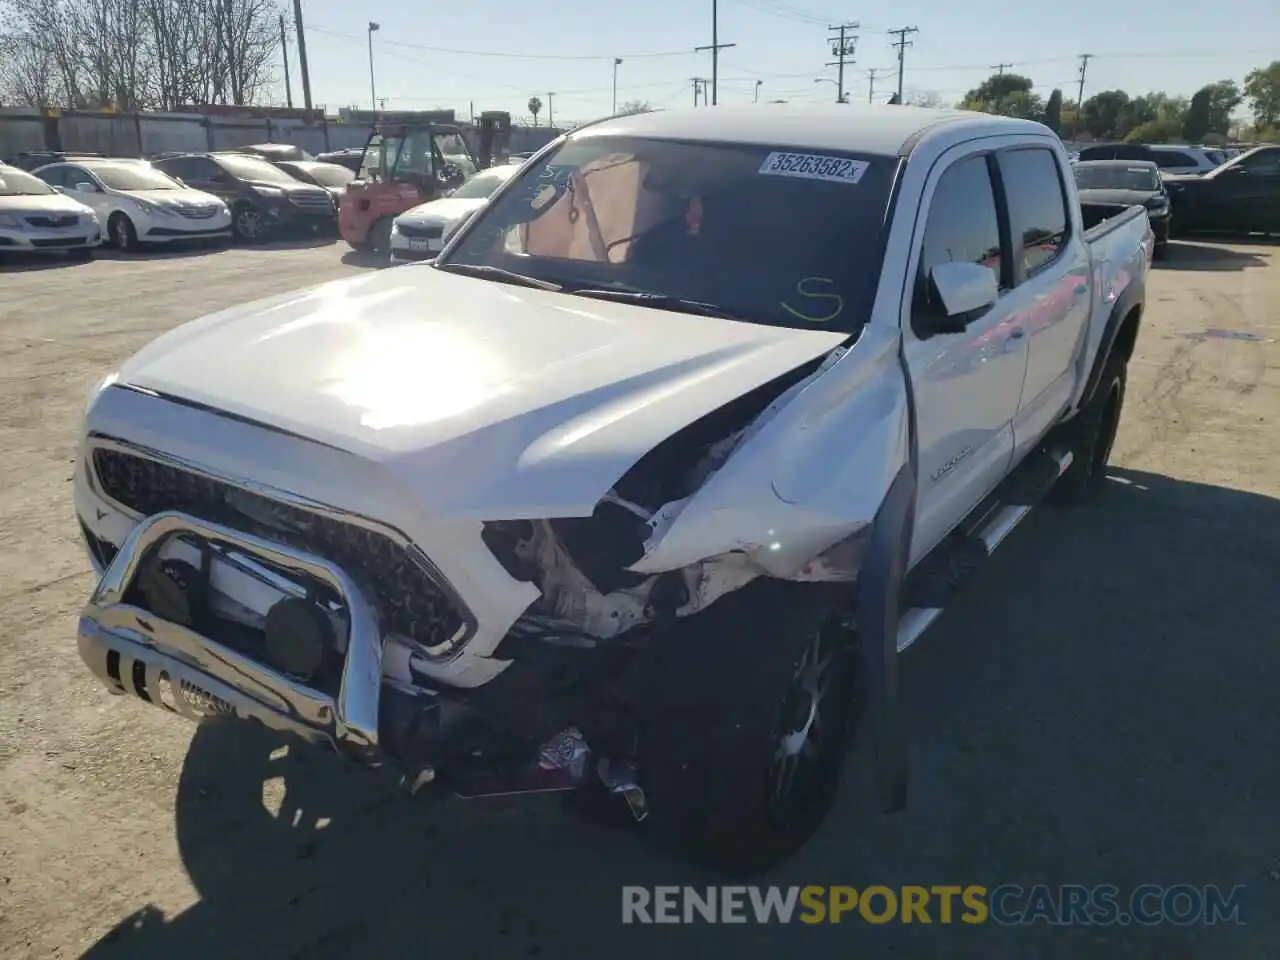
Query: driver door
1219 149 1280 234
903 146 1029 567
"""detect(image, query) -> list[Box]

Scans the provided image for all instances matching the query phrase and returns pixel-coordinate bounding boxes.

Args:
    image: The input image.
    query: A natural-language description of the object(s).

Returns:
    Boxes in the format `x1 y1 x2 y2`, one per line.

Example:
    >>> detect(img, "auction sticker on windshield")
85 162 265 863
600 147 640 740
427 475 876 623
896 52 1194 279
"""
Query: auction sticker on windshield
759 152 869 184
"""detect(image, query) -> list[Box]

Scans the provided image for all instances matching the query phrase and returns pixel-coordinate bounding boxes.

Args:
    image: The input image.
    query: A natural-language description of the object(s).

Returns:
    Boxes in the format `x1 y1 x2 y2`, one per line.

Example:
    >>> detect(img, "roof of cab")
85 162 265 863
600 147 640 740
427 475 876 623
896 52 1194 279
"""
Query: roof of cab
574 104 1050 158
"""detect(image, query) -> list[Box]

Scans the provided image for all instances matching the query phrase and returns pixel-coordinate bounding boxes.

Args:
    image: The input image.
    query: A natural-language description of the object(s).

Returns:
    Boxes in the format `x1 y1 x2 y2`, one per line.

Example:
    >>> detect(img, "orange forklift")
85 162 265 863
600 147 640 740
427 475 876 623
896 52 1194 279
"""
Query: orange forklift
339 110 512 253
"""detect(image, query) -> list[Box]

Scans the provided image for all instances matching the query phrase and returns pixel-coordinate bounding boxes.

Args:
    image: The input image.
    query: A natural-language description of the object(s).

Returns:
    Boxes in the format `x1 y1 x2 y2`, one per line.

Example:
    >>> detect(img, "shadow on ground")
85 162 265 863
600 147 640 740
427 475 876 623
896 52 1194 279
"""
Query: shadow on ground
81 469 1280 960
1156 241 1270 272
0 251 93 271
340 249 388 268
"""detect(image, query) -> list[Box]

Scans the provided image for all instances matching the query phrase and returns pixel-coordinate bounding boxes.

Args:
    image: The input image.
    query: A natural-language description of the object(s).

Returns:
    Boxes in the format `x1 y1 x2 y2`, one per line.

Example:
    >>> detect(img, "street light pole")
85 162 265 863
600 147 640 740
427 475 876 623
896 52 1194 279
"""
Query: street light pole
612 58 622 114
367 22 380 112
755 79 762 102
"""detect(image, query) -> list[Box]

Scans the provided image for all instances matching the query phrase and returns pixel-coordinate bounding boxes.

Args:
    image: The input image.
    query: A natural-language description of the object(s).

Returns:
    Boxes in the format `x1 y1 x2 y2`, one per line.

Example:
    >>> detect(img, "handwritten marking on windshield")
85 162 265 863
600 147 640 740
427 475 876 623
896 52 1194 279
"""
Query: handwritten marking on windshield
780 277 844 324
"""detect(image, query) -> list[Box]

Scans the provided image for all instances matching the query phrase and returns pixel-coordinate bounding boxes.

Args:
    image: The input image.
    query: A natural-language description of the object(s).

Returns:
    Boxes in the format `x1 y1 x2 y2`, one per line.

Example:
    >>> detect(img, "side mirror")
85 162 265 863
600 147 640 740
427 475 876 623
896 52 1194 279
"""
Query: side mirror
74 181 98 193
929 261 998 326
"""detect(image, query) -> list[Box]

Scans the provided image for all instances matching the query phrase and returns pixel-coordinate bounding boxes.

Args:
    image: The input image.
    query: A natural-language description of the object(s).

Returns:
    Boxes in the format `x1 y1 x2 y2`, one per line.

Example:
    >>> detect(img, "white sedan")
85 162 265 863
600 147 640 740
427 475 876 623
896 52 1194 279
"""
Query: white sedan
0 163 102 259
389 163 523 264
32 159 231 251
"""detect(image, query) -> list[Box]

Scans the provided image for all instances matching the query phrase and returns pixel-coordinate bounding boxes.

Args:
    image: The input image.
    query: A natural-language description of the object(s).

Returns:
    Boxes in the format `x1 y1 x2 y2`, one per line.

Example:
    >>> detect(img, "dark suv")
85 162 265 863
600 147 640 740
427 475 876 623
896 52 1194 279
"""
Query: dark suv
151 151 335 242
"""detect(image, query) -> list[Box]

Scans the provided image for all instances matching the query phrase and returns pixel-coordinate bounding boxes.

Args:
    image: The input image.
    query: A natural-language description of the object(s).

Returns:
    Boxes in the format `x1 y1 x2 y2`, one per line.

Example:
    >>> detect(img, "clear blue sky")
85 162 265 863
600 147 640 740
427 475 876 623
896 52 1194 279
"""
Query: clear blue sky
288 0 1280 125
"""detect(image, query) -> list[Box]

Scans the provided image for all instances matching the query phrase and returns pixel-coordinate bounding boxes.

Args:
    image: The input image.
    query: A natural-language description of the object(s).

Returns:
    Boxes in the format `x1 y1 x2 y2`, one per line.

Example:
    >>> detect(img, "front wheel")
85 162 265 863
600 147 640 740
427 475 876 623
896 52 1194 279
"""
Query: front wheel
638 579 858 875
1049 352 1127 505
232 204 266 243
109 212 139 252
365 217 393 263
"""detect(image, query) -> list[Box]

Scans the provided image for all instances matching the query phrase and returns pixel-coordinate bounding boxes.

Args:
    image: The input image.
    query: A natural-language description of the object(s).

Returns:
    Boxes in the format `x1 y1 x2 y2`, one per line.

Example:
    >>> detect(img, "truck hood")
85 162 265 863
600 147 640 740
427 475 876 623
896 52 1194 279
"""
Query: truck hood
114 267 846 519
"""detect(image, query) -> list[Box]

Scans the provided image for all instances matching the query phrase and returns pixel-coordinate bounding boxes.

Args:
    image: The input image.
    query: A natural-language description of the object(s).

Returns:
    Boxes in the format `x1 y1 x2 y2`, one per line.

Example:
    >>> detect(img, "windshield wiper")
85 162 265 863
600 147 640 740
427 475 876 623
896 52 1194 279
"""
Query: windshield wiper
432 261 562 290
565 287 746 320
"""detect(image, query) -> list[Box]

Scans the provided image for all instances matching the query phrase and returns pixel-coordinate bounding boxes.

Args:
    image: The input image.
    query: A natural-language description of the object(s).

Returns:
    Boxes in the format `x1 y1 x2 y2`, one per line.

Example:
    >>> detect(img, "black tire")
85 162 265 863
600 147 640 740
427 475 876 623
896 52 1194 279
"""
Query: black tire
1049 352 1127 505
637 579 859 875
231 204 266 243
109 212 139 252
1153 239 1168 261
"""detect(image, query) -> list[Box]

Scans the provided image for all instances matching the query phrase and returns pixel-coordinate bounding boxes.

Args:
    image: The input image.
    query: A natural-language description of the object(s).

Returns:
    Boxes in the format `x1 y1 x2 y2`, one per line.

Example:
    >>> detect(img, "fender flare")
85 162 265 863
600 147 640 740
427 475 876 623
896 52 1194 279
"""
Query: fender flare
1078 278 1145 411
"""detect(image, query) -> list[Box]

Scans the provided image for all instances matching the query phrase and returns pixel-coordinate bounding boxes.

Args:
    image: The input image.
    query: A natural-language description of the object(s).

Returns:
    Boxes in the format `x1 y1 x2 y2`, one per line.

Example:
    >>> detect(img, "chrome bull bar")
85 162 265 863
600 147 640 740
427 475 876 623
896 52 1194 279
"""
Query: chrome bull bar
77 511 384 760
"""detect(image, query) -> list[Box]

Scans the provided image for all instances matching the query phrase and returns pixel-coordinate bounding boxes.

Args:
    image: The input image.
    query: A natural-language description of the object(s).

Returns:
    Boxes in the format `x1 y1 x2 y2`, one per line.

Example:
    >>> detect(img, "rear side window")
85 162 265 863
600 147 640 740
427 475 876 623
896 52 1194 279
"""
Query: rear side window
998 148 1069 277
913 154 1004 320
1238 150 1280 176
34 165 68 187
1153 152 1196 169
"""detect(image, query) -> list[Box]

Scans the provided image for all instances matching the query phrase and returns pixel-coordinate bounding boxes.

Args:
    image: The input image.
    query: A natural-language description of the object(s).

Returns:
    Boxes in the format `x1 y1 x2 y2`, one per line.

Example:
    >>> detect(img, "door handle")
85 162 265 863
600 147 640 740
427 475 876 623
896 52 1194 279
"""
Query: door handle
1073 285 1088 298
1007 327 1026 340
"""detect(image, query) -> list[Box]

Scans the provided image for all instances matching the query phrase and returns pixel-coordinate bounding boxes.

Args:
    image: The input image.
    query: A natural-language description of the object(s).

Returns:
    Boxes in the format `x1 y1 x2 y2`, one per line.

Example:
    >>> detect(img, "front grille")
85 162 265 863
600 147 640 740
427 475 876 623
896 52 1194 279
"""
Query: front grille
289 191 334 213
170 203 220 219
31 237 86 247
26 214 78 228
396 222 443 240
92 447 467 656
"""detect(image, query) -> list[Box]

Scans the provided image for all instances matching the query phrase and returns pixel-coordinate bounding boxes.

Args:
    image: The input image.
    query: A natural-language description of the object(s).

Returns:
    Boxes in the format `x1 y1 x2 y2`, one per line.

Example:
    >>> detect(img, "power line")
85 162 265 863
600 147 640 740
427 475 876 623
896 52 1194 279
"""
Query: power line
825 23 859 104
307 24 699 61
888 25 918 103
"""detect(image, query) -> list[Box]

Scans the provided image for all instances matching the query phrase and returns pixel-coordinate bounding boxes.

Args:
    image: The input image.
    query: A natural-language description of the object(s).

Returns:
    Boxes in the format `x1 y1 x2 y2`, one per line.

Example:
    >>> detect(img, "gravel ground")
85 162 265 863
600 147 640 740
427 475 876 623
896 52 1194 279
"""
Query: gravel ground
0 238 1277 959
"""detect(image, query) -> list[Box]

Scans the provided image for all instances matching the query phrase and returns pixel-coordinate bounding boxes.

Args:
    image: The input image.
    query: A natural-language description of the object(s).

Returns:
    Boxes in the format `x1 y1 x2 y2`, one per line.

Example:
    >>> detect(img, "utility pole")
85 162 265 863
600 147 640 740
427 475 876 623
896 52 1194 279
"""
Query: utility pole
367 22 380 112
1073 53 1092 139
612 57 622 114
825 23 859 104
991 62 1013 111
547 92 555 128
867 67 883 104
888 25 919 104
694 0 736 106
278 14 293 109
291 0 313 114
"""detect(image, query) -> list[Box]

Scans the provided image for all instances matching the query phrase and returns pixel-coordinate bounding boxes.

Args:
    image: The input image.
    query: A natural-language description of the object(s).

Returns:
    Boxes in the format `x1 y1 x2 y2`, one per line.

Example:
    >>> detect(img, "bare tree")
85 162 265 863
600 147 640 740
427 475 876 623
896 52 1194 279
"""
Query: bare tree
1 0 277 109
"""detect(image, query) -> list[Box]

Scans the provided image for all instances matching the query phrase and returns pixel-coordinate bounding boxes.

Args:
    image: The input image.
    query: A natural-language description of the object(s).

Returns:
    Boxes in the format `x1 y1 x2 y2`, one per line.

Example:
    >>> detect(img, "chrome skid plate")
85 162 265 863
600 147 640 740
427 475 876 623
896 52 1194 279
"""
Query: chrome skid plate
77 511 385 760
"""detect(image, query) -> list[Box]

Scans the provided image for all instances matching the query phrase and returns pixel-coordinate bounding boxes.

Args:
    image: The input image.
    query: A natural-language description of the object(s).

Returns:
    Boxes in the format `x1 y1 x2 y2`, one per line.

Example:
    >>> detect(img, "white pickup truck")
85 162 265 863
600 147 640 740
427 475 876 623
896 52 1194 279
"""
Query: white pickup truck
74 105 1153 874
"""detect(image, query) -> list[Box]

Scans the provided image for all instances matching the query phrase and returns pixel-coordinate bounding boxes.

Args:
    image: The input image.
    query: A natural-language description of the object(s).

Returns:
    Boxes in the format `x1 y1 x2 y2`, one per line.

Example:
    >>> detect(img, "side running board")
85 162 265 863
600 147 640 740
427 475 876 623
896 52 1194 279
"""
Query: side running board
896 446 1074 653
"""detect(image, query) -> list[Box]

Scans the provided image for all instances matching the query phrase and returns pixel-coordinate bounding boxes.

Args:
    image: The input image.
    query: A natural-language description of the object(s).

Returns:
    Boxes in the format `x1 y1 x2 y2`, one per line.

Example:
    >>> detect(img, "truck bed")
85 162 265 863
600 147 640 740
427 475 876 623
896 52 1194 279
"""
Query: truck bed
1082 201 1146 241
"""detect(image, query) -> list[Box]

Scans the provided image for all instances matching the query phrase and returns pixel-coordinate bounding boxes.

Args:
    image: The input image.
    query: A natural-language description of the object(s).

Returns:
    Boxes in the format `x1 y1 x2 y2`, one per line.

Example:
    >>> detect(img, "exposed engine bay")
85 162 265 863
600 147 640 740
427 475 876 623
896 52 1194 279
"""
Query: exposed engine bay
481 346 867 648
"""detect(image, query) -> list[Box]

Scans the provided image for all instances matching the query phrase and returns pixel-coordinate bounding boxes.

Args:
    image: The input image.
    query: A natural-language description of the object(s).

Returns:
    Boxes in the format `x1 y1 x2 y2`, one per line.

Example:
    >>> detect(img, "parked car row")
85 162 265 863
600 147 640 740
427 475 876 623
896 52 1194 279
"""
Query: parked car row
0 145 363 258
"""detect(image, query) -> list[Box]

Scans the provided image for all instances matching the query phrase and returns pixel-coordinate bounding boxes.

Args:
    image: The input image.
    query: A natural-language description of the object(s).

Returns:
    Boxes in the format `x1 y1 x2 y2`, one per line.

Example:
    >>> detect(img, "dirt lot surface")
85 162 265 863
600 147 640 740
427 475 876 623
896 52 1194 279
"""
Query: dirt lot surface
1 238 1278 959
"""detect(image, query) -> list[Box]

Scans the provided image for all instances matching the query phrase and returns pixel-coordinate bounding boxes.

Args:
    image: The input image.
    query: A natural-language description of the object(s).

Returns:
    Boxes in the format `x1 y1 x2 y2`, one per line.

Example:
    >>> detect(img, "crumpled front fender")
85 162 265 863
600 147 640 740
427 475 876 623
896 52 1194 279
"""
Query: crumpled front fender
629 325 911 580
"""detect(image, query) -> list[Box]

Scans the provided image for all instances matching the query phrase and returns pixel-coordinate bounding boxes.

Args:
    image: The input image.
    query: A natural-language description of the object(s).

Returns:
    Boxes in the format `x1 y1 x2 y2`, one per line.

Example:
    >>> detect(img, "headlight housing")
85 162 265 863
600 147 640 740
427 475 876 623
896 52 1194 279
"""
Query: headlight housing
255 186 285 197
0 212 21 227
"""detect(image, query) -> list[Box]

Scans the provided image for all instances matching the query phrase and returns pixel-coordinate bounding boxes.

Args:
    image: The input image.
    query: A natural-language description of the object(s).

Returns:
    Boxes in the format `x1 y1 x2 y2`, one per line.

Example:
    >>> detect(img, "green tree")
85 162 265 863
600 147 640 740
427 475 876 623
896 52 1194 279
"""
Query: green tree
964 72 1033 105
1184 87 1212 140
1081 90 1130 139
617 100 652 115
1244 61 1280 128
959 73 1042 119
1203 80 1242 134
1124 117 1184 143
1043 88 1063 133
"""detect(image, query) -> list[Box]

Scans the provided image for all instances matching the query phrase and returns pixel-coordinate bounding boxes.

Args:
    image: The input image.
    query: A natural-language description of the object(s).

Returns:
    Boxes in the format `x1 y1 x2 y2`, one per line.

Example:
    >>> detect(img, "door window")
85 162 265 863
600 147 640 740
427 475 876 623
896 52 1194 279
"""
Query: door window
997 148 1069 278
34 165 69 187
1237 150 1280 176
912 154 1005 327
158 157 193 181
1153 151 1197 169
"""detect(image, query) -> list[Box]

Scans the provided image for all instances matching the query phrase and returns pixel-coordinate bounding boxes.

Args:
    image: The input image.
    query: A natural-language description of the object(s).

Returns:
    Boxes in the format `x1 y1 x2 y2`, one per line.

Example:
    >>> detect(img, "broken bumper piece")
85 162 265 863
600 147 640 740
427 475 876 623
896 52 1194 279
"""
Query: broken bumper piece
76 511 385 762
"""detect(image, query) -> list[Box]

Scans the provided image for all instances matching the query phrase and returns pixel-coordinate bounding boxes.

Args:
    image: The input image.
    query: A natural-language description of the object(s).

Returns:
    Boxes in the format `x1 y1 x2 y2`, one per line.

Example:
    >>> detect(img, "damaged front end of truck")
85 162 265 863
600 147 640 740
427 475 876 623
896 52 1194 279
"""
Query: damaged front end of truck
76 325 914 841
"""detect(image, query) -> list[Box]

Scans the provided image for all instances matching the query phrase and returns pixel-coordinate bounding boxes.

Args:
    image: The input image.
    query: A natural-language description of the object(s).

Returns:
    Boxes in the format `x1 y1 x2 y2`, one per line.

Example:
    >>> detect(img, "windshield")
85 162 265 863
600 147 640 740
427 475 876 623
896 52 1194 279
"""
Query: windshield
287 162 354 187
450 167 517 200
1073 164 1160 191
214 154 303 185
91 164 181 191
0 168 55 196
442 135 898 334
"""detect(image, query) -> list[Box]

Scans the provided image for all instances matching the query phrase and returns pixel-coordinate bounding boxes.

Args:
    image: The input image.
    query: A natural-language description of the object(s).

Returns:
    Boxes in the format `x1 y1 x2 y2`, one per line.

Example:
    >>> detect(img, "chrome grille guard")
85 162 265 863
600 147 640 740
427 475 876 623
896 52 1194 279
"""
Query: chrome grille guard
78 511 384 759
